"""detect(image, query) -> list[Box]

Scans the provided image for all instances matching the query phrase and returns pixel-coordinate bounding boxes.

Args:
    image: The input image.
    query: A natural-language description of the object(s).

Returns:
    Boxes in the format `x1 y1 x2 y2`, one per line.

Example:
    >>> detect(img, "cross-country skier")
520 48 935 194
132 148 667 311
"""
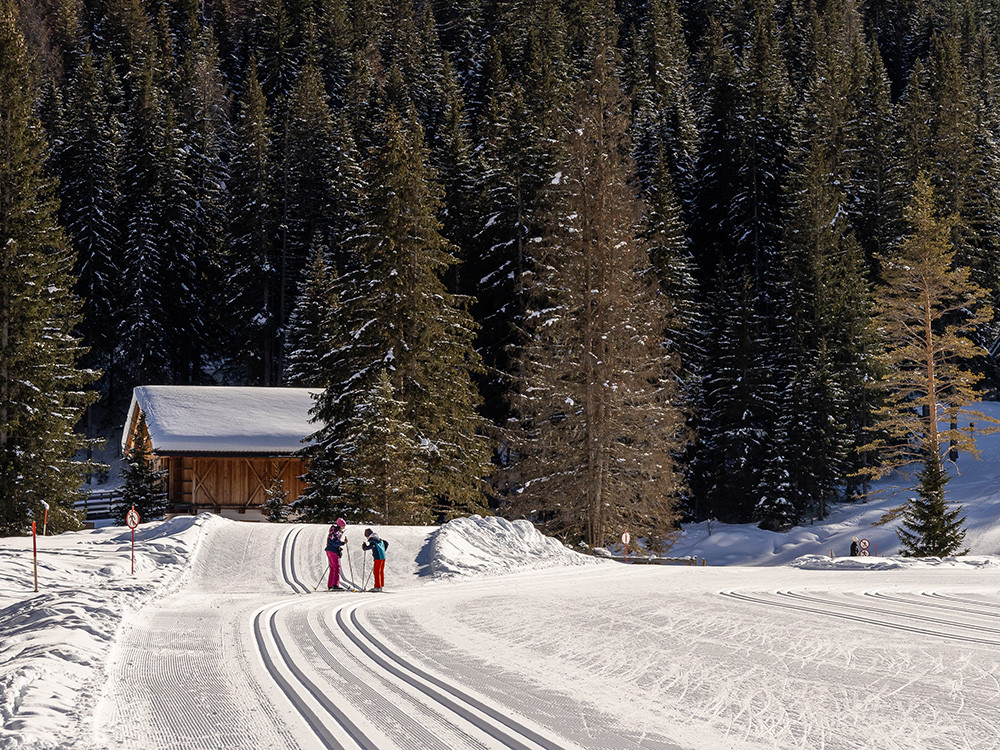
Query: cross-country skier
326 519 347 590
362 528 388 592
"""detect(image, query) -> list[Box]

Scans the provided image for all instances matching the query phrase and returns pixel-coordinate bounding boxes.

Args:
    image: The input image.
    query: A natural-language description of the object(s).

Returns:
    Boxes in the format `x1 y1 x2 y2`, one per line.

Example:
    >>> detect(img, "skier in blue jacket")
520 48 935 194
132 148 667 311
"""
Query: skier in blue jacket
362 528 388 592
325 518 347 590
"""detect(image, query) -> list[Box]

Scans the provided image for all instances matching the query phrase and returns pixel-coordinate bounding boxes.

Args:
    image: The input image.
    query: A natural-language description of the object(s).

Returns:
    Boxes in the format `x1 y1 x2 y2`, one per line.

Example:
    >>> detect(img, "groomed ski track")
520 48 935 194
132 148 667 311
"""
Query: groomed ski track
96 522 680 749
95 521 1000 750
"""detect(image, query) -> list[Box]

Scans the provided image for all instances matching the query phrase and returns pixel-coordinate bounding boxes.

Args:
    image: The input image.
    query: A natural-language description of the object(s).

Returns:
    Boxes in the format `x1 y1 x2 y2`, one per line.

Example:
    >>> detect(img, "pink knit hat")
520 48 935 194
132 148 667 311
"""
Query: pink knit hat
336 518 346 528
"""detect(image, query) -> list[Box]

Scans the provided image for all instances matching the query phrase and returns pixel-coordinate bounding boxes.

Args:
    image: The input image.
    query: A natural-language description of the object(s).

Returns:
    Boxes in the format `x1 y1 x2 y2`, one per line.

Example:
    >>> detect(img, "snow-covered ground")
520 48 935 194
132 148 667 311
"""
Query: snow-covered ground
3 404 1000 749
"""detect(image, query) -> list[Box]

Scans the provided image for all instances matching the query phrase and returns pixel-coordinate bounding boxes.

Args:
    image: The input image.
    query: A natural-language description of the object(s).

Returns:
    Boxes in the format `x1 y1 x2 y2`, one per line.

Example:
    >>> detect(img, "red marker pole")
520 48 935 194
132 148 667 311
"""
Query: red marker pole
32 521 38 592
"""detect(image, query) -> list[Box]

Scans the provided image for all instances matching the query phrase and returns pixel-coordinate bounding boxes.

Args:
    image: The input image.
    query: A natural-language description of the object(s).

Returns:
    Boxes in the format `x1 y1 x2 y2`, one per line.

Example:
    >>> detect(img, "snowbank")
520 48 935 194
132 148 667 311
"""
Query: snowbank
791 554 1000 571
668 400 1000 567
0 515 213 750
422 515 599 578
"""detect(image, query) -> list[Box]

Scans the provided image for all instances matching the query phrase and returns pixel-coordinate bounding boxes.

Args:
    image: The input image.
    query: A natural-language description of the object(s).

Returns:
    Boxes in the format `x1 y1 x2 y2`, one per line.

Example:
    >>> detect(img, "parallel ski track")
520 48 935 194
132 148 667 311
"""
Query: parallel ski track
327 601 565 750
281 525 311 594
259 525 565 750
720 590 1000 646
926 591 1000 609
866 591 1000 619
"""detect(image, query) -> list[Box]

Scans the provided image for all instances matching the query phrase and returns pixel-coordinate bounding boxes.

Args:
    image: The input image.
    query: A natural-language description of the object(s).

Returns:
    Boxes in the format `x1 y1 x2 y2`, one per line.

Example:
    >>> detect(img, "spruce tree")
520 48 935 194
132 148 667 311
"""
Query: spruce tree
896 456 968 557
509 29 685 547
779 0 874 519
118 46 171 385
225 62 279 384
304 107 491 523
57 50 122 407
278 53 361 365
0 0 99 534
173 26 230 383
263 472 291 522
629 0 698 211
284 244 338 388
341 370 425 524
690 1 793 523
115 414 167 524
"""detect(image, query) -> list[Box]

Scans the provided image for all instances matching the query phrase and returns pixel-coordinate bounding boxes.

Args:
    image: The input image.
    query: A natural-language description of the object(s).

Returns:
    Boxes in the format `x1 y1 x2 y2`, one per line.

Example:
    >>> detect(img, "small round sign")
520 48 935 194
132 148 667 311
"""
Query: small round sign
858 538 870 556
622 531 630 545
126 508 140 529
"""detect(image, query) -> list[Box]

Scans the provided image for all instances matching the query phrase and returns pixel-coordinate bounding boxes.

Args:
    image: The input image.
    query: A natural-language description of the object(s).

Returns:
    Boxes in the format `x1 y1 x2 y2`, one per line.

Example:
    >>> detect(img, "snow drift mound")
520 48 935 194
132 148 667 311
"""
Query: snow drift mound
0 514 212 750
423 515 599 578
791 553 1000 570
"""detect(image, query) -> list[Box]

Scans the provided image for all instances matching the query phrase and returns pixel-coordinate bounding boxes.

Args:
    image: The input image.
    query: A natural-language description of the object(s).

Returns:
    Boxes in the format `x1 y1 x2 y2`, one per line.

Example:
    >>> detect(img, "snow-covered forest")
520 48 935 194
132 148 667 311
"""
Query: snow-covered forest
2 0 1000 544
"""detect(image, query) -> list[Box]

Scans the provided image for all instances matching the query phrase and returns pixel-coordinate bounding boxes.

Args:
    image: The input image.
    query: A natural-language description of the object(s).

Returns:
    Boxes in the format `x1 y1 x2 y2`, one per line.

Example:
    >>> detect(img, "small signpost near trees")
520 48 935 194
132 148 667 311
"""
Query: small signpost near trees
126 506 140 575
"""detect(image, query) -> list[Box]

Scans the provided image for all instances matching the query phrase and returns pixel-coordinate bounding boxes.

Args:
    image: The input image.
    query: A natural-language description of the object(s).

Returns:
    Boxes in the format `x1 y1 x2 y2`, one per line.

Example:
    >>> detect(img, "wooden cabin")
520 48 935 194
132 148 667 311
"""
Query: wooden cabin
121 386 321 520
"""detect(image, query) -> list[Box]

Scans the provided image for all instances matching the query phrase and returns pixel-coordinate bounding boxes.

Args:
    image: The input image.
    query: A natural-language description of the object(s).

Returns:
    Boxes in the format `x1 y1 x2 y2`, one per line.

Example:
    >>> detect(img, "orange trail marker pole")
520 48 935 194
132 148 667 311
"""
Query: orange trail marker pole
33 521 38 592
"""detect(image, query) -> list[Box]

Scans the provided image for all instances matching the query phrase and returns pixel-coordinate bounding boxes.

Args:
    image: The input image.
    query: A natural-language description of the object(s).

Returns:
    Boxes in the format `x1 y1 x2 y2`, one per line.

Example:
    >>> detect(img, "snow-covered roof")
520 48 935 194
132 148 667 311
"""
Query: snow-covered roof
122 386 321 455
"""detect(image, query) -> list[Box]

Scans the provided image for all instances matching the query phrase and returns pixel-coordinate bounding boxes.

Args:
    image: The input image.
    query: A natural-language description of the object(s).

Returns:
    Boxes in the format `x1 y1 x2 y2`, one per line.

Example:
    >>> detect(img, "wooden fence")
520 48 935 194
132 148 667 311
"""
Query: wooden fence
74 489 120 523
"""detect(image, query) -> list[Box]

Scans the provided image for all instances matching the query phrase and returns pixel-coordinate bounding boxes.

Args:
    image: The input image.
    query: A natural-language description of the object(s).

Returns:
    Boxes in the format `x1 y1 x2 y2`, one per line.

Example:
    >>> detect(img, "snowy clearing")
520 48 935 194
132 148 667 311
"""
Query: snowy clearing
4 405 1000 748
3 505 1000 749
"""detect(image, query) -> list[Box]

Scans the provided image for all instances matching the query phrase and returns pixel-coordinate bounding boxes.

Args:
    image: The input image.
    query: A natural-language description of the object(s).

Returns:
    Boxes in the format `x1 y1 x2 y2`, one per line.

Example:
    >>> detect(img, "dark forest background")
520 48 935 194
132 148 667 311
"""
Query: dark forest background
5 0 1000 541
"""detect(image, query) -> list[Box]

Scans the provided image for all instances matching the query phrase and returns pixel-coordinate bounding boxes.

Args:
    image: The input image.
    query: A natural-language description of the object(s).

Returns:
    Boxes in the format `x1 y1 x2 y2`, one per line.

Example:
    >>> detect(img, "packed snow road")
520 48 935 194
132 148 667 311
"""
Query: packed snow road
83 519 1000 750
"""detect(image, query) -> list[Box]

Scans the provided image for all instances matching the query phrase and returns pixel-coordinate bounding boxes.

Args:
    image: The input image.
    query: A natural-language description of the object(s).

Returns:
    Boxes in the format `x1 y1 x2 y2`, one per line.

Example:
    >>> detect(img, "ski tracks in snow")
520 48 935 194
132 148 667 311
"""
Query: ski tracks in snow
719 588 1000 646
100 522 604 750
97 520 1000 750
261 527 598 750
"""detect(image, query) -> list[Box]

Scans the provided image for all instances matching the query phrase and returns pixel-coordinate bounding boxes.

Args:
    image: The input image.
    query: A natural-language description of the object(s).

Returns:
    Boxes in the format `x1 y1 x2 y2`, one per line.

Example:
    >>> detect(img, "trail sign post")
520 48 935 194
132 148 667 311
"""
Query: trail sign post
622 531 630 563
859 538 870 557
126 506 140 574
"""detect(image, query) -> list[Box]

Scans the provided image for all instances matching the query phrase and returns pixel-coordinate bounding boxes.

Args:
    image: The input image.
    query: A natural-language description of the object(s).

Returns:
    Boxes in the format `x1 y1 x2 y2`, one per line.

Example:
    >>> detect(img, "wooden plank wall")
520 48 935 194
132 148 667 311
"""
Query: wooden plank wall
165 456 307 510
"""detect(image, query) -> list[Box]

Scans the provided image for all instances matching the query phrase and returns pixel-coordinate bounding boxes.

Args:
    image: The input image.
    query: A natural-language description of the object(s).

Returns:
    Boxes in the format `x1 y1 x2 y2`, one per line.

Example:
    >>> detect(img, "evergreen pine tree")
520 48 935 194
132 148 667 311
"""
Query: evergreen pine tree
0 0 99 534
225 62 280 384
690 1 793 523
262 471 291 522
118 45 171 385
57 50 122 408
303 107 491 523
509 27 685 547
174 26 230 382
863 174 996 543
896 457 967 557
779 0 874 519
284 244 338 388
341 370 425 523
278 53 361 368
629 0 699 211
115 414 167 523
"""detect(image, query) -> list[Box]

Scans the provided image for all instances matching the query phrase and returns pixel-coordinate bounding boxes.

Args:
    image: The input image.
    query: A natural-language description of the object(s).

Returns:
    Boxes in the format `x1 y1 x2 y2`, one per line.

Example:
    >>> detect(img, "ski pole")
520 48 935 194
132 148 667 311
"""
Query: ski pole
346 537 358 583
313 562 330 591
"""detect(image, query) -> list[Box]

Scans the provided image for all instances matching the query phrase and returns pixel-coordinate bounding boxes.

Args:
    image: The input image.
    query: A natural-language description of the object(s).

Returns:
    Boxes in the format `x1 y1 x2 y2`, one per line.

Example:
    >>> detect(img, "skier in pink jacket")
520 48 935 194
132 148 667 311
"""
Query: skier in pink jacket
325 518 347 590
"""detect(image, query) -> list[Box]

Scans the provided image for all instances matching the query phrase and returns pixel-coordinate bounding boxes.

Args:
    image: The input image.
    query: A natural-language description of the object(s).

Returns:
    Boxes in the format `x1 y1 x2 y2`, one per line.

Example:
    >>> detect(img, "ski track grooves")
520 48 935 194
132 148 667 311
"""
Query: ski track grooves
866 591 1000 619
253 605 375 749
333 603 562 750
259 526 561 750
720 590 1000 646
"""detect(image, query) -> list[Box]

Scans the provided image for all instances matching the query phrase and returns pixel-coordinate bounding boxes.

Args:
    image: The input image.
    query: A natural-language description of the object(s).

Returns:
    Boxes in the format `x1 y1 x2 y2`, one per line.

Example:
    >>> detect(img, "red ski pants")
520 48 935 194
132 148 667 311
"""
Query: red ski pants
373 559 385 589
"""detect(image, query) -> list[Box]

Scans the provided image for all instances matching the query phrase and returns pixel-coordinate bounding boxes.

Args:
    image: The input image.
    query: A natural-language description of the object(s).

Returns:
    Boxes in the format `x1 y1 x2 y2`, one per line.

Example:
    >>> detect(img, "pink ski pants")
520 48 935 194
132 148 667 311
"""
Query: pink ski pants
327 551 341 588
